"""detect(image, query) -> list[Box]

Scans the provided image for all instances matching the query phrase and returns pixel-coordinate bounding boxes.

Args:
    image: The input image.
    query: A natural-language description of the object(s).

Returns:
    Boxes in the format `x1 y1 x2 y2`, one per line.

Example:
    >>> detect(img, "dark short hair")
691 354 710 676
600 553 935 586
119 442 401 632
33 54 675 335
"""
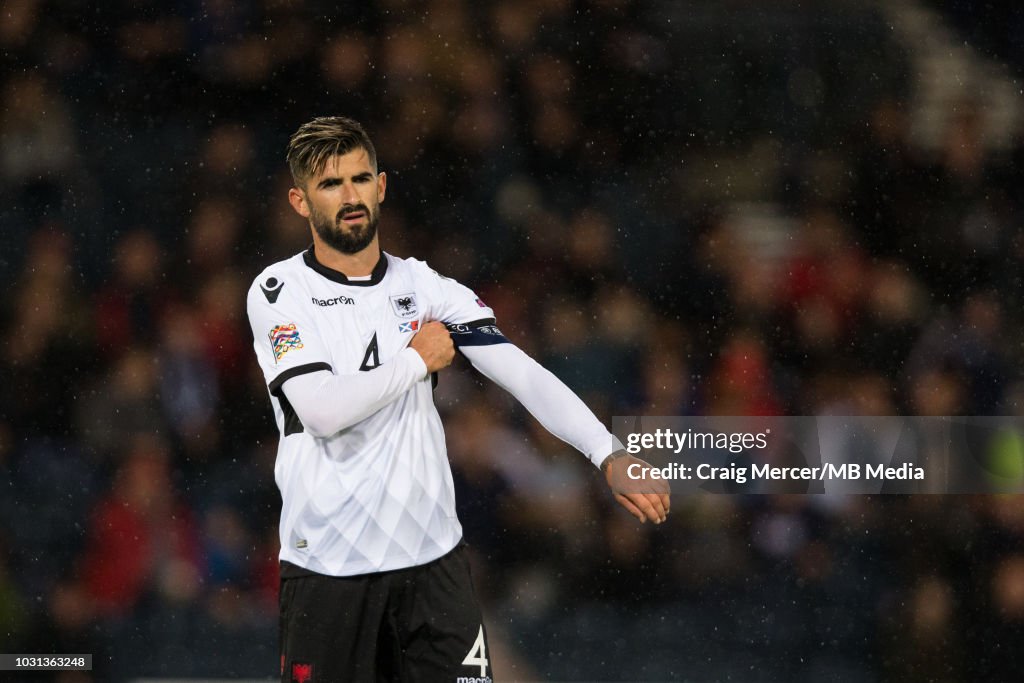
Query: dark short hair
286 116 378 187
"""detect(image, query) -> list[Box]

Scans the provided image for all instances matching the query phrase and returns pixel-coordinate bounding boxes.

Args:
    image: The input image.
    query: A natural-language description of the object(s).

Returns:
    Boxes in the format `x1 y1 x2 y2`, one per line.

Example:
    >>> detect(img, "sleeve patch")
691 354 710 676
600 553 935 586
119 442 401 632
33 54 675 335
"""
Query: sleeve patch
269 323 304 362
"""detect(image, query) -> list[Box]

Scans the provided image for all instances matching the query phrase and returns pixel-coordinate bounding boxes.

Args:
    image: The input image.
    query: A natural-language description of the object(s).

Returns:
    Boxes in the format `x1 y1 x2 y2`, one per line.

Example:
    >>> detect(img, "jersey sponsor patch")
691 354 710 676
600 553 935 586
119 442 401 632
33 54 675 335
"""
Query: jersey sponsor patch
269 323 304 362
398 320 420 333
390 292 418 318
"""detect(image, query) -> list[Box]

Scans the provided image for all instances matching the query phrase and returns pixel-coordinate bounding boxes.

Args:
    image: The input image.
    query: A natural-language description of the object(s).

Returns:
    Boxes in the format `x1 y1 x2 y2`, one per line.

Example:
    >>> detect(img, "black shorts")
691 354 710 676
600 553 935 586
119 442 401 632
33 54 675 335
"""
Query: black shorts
279 542 493 683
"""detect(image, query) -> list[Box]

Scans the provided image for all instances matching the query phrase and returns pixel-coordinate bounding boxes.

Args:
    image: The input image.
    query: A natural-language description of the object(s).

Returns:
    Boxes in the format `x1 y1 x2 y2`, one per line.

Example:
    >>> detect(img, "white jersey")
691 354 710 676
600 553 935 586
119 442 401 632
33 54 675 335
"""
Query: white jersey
246 247 497 577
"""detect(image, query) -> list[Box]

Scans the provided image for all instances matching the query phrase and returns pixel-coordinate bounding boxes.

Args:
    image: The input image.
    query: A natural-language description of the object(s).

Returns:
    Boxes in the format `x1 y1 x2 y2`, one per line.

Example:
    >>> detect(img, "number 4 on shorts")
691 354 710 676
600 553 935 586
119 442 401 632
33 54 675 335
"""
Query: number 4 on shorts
462 625 489 677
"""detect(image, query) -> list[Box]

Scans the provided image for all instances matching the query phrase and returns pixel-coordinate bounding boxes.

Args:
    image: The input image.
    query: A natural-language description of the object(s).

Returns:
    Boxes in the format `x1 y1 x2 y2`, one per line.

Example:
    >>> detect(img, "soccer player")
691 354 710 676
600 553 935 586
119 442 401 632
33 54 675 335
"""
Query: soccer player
247 116 670 682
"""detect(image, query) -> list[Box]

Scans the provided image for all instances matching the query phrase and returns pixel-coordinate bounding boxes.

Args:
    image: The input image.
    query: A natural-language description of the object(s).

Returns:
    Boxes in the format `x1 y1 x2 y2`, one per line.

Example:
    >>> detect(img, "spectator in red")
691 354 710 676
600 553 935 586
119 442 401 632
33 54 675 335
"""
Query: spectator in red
79 436 202 616
94 230 174 357
705 331 784 416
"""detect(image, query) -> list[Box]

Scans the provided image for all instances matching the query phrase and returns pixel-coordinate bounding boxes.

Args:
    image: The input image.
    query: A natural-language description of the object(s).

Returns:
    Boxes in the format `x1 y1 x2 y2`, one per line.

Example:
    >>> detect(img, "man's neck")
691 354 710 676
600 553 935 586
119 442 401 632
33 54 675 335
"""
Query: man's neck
311 235 381 277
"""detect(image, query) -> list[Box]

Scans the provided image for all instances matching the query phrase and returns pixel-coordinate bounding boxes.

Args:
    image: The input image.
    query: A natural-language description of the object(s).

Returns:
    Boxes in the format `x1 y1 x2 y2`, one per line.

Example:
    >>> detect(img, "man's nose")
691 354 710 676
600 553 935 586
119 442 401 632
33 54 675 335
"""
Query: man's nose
340 182 360 204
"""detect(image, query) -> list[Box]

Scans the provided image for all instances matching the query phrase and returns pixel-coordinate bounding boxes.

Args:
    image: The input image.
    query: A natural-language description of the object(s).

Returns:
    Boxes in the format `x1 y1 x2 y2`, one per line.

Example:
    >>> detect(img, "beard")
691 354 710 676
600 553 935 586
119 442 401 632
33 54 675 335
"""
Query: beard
310 202 379 255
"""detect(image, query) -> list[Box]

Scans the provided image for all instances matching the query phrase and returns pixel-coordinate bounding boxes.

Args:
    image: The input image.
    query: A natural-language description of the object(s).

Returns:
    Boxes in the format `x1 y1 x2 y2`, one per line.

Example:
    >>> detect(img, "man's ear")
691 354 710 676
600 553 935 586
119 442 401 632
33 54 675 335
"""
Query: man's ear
288 187 311 218
377 172 387 203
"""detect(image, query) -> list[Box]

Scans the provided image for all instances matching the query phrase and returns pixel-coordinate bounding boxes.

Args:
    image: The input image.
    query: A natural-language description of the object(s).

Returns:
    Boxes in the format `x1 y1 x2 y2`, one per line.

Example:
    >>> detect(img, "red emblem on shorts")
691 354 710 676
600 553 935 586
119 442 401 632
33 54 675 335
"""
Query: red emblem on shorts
291 662 313 683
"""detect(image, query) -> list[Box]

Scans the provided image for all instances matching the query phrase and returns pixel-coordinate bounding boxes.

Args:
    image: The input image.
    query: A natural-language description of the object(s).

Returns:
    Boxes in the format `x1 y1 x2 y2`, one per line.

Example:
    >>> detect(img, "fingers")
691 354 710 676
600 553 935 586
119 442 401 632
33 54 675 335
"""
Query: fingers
606 455 672 524
410 322 455 372
614 493 646 523
633 491 667 524
616 492 670 524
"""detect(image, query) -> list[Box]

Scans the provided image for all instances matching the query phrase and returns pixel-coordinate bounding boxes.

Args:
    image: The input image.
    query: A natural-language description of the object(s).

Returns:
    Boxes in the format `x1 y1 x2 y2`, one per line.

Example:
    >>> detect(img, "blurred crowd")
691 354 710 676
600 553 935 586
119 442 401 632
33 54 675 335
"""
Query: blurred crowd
2 0 1024 680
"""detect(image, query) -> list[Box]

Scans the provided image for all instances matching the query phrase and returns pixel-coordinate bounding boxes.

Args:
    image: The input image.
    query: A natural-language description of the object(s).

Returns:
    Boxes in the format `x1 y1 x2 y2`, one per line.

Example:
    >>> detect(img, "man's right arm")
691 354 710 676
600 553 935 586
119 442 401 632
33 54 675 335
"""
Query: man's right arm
248 268 455 438
279 321 454 437
280 350 427 437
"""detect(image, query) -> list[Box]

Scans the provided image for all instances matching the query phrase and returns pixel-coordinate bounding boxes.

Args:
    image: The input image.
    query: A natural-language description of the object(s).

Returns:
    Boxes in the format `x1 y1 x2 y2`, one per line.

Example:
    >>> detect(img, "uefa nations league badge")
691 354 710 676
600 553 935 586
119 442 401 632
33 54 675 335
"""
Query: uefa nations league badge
390 293 418 318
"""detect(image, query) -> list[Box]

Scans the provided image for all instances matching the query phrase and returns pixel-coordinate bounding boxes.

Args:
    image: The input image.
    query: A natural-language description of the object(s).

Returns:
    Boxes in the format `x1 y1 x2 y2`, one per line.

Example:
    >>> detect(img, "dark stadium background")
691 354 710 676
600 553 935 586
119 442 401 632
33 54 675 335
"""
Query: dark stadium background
3 0 1024 681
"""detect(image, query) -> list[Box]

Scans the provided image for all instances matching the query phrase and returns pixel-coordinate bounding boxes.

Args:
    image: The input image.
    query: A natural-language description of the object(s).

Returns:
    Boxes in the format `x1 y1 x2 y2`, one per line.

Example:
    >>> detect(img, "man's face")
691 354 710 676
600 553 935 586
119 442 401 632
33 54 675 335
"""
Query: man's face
292 147 386 255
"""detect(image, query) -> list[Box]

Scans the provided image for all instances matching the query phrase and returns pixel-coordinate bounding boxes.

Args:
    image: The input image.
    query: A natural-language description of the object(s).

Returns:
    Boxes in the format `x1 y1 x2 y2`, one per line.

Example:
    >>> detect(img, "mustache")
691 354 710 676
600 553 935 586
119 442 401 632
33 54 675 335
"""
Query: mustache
336 204 370 222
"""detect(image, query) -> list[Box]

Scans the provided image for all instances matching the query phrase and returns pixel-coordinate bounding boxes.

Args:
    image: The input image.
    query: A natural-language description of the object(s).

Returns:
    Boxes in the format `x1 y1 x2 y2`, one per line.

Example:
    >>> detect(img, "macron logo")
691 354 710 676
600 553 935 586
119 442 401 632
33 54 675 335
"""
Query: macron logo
312 295 355 307
261 277 284 303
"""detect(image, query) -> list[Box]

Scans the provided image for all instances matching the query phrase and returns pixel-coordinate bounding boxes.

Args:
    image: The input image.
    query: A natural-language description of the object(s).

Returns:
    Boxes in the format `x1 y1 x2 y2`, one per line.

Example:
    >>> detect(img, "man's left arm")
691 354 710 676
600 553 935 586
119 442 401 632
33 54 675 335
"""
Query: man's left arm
458 339 670 524
420 261 669 522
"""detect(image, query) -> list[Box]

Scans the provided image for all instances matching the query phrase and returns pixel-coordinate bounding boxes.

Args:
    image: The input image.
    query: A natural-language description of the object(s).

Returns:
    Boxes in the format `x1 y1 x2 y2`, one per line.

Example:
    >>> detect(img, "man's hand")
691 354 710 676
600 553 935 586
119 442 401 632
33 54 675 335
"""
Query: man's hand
603 451 671 524
410 322 455 373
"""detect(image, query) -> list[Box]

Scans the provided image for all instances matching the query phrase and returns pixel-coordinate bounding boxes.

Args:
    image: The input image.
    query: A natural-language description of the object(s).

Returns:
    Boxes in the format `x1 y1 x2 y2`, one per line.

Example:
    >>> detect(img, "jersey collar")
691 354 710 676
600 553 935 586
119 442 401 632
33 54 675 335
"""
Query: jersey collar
303 245 389 286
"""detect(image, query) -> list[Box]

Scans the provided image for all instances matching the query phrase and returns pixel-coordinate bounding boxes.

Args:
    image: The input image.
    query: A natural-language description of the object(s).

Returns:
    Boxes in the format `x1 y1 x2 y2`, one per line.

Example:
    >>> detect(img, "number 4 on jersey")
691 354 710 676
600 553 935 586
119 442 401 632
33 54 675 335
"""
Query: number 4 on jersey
359 332 380 371
462 625 489 677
